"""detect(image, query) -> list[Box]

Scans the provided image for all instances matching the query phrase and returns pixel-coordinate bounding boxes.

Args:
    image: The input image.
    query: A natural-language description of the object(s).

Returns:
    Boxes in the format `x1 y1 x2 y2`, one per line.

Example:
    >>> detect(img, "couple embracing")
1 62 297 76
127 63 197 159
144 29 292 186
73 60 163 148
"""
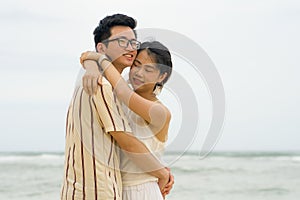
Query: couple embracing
61 13 175 200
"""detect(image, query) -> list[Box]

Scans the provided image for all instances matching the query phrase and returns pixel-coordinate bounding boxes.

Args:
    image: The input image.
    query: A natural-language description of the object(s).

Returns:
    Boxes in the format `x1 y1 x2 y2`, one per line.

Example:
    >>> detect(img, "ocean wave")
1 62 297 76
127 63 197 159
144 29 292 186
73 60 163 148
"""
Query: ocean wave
164 154 300 164
0 153 64 163
171 166 244 173
249 156 300 162
291 156 300 162
257 187 290 195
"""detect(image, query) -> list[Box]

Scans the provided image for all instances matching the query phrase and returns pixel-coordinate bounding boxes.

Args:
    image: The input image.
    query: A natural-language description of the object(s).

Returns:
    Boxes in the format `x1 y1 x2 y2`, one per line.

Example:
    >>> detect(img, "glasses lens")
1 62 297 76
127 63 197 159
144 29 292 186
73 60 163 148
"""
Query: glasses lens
115 38 140 50
130 40 140 50
118 38 128 48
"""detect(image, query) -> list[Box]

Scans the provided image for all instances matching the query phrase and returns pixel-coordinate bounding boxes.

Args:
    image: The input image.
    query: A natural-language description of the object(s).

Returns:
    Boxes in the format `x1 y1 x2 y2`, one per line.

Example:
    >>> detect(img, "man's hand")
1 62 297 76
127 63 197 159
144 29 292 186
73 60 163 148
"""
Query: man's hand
82 60 101 95
157 170 170 195
162 170 174 198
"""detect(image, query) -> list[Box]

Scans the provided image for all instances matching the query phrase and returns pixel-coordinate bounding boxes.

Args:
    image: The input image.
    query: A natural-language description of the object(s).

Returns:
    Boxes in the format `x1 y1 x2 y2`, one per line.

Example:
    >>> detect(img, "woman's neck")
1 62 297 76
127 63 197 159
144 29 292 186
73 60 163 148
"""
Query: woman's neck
136 90 158 102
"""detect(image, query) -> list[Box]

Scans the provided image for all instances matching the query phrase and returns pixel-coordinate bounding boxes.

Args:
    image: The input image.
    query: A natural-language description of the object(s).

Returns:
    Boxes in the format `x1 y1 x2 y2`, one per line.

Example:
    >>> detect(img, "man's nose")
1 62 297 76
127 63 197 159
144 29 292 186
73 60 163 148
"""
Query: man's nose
125 42 135 51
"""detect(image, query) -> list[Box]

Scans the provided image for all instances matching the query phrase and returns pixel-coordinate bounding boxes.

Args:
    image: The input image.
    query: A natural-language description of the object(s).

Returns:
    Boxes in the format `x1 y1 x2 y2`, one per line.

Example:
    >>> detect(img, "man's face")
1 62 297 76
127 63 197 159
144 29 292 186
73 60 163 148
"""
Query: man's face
101 26 138 69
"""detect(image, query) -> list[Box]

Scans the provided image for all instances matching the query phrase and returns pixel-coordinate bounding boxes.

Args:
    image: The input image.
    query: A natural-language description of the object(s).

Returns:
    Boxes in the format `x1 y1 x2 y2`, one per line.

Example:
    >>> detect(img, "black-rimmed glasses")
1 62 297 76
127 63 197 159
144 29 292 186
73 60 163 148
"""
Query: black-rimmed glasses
105 37 141 50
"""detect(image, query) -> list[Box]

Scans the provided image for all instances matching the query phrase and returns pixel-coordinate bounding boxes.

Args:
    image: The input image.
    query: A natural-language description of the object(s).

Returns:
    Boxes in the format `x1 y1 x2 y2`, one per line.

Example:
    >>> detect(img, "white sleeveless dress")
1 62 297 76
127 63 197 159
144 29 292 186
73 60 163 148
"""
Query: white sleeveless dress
121 105 165 200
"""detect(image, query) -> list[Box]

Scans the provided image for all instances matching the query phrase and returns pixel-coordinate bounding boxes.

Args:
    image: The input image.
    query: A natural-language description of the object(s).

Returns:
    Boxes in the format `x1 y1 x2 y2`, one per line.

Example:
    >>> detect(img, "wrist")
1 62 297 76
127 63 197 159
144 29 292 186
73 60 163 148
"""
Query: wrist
96 54 111 75
98 54 110 64
158 168 169 180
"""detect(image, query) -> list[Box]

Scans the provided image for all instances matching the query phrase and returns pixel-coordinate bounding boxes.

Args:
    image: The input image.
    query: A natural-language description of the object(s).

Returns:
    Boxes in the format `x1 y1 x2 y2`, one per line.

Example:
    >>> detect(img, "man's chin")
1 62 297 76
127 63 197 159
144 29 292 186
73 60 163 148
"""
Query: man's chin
120 63 132 69
123 60 134 67
112 60 132 70
120 57 133 65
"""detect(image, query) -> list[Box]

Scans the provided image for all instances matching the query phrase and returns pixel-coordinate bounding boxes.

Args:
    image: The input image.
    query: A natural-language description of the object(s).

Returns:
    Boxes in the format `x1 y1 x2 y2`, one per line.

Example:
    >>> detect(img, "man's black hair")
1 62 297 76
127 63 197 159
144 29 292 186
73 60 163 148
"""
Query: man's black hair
93 14 137 48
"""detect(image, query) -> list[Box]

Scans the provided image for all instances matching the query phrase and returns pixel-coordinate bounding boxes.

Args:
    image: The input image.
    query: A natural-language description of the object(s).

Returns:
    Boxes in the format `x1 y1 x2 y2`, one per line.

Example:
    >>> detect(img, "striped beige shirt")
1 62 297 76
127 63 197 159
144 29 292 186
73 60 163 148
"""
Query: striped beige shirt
61 78 131 200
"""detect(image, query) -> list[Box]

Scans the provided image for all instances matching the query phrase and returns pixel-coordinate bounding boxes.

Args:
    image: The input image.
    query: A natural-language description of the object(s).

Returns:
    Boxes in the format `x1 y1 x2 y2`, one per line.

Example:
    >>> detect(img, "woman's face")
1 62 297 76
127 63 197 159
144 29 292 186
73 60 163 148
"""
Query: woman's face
129 50 166 91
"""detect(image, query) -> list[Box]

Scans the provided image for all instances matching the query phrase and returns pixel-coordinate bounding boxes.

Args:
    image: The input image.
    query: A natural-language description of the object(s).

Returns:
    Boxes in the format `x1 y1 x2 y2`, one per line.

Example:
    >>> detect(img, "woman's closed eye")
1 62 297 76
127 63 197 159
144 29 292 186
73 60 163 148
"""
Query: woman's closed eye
145 68 154 73
144 65 156 73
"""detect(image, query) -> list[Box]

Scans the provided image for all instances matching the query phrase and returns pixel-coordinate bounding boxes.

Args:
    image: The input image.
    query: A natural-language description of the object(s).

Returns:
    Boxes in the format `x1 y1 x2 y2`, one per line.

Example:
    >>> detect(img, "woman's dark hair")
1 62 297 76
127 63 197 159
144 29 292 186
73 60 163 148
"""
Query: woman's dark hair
138 41 173 85
93 14 137 47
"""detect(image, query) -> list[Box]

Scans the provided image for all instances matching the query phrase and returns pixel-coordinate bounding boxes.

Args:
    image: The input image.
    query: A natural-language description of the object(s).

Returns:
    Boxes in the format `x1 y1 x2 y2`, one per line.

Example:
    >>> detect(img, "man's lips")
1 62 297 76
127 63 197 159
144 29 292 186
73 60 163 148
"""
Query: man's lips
123 53 134 59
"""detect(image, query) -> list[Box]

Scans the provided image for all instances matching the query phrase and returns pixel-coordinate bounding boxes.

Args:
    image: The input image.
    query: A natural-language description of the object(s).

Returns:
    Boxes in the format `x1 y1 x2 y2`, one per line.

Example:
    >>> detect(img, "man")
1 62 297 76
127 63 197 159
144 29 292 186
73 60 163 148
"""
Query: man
61 14 171 200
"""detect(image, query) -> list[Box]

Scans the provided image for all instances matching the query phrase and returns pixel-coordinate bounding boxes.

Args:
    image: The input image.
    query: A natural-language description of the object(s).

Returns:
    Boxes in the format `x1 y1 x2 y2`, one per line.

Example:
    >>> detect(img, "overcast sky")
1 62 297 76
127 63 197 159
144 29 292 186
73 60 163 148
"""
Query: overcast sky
0 0 299 152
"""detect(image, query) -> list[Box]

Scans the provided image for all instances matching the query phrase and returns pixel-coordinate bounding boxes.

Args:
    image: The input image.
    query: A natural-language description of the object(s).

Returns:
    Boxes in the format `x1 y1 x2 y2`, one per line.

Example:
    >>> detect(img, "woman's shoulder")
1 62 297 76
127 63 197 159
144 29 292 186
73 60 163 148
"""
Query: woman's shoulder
155 100 171 118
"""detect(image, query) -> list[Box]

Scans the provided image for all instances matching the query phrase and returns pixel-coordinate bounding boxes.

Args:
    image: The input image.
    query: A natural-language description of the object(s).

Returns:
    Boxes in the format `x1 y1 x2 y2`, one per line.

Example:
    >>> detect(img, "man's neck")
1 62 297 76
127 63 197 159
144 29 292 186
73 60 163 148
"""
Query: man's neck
112 62 124 74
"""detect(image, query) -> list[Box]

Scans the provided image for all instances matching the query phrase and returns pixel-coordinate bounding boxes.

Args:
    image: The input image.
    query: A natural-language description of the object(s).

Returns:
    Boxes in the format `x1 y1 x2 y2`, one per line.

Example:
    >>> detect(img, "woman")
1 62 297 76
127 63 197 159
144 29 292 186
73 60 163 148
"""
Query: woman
81 41 173 200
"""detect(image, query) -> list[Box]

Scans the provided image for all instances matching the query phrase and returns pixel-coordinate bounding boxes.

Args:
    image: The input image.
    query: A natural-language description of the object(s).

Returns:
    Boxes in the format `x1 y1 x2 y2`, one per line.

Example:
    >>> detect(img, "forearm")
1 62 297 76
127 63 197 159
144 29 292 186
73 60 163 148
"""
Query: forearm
122 146 169 179
102 60 133 106
80 52 168 124
102 60 166 124
110 131 168 179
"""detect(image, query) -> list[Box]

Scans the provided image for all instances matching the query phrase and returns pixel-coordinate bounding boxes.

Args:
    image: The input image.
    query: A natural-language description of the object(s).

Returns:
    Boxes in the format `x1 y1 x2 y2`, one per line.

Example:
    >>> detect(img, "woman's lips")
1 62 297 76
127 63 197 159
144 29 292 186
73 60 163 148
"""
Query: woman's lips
132 78 143 86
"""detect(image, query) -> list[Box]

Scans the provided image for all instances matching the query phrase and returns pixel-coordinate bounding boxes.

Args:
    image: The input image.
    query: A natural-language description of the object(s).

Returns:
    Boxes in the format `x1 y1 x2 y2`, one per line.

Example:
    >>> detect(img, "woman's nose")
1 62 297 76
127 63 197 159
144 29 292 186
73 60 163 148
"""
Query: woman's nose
135 67 144 77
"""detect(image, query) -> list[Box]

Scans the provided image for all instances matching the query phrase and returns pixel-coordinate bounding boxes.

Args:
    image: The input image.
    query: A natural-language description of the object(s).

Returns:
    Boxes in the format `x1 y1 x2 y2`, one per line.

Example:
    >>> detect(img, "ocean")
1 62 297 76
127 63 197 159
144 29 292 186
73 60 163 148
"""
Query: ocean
0 151 299 200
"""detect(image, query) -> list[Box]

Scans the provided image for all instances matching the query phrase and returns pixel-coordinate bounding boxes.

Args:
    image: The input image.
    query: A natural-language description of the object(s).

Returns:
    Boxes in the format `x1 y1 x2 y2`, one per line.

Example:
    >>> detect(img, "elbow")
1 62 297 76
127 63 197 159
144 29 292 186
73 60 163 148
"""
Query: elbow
118 136 142 153
120 142 136 153
110 131 147 153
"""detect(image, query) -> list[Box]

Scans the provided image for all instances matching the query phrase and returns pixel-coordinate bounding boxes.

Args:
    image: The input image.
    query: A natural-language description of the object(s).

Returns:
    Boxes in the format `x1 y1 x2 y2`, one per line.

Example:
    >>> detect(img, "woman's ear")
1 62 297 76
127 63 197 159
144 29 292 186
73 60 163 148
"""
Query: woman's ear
96 43 106 54
158 72 168 83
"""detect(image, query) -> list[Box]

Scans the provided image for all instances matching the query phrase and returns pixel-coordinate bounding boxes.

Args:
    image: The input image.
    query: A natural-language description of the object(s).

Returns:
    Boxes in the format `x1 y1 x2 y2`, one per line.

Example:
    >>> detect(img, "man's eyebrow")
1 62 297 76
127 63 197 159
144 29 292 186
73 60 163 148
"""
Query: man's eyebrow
117 36 136 40
118 36 128 39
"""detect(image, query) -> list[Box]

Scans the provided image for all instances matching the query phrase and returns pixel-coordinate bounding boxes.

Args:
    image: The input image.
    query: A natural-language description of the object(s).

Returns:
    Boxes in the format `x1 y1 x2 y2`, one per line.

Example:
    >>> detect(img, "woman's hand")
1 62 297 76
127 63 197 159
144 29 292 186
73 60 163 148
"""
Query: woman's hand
80 51 102 65
82 60 102 95
80 51 104 95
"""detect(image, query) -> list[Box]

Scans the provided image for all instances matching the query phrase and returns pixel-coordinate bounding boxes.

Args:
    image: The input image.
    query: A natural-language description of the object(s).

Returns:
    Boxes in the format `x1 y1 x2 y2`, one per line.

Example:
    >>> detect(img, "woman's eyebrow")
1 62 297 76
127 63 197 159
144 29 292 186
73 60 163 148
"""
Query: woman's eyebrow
134 59 142 65
134 60 156 69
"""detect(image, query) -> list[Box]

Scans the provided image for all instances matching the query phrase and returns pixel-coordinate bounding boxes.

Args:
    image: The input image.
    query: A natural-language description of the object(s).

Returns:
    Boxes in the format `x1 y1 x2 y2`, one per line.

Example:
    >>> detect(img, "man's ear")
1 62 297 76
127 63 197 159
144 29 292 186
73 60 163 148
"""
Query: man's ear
96 43 106 54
